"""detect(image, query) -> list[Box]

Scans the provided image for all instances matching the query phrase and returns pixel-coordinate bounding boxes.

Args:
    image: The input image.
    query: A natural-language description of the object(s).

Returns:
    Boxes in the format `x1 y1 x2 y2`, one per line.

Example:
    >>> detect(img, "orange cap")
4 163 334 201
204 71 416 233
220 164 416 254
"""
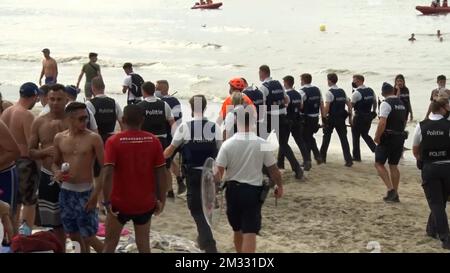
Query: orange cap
228 77 245 91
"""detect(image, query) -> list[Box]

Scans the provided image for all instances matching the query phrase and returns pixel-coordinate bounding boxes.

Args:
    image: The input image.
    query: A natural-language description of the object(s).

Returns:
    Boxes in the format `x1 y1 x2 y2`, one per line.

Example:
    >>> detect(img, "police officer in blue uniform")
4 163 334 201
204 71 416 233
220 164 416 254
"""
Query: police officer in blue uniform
259 65 303 179
320 73 353 167
156 80 186 195
374 83 407 203
137 82 176 198
164 95 220 253
351 74 377 162
412 97 450 250
242 78 264 136
299 73 324 170
277 76 309 170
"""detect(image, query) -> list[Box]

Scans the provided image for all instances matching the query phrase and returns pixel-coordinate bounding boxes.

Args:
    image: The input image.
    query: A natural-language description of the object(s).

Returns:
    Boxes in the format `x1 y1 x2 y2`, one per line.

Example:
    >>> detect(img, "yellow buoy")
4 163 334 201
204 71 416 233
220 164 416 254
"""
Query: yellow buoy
320 24 326 32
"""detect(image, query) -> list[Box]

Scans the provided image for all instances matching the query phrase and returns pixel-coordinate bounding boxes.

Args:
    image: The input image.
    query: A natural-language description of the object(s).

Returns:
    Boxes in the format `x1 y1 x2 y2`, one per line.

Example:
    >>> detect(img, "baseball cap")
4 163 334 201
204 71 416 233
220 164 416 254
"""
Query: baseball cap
64 85 80 98
19 82 39 97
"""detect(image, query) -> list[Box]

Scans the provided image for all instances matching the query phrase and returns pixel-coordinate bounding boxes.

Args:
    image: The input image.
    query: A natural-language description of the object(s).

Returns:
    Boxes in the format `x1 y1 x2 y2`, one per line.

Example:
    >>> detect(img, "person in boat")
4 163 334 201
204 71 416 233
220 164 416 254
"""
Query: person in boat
444 0 448 7
431 0 441 7
206 0 213 4
408 33 416 42
198 0 206 5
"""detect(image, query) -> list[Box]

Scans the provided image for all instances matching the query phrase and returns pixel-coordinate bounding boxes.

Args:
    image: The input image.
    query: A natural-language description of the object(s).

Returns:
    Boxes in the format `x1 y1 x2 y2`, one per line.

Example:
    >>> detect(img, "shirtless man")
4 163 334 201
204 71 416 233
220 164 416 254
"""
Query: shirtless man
29 84 68 246
39 48 58 85
0 92 13 117
53 102 104 253
1 82 38 231
0 120 20 220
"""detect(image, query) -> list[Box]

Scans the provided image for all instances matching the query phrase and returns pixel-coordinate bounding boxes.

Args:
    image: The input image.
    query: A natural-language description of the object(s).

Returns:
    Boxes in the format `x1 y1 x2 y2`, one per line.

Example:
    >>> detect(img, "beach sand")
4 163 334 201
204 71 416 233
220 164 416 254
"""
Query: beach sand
24 103 447 253
146 151 448 253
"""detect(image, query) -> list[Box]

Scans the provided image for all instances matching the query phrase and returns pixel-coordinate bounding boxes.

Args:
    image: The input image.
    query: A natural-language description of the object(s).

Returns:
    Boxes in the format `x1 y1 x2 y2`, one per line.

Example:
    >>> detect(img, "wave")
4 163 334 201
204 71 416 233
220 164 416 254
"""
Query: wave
0 54 160 68
320 68 380 76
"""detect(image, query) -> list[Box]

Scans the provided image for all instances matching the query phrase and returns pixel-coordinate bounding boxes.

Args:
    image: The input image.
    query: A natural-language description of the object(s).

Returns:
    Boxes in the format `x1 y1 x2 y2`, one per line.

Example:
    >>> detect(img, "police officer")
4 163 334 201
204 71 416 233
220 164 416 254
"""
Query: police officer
86 77 123 143
412 97 450 250
259 65 303 179
351 74 377 162
156 80 186 195
86 77 124 214
277 76 309 170
320 73 353 167
374 82 407 203
164 95 220 253
242 78 264 136
137 82 176 198
299 73 324 169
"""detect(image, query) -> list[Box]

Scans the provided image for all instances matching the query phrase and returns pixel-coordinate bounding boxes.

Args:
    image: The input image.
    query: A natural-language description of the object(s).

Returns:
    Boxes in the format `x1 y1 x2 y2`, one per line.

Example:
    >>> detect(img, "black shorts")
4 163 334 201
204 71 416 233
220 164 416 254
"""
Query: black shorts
114 207 155 226
375 135 405 165
158 137 171 169
225 181 263 234
16 158 40 206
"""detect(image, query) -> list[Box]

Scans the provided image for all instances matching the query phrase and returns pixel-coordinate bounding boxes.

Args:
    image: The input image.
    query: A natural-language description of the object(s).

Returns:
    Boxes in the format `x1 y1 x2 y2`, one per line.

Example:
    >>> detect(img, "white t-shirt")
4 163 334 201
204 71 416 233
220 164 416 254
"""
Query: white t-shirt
379 96 398 118
216 132 277 186
123 73 141 101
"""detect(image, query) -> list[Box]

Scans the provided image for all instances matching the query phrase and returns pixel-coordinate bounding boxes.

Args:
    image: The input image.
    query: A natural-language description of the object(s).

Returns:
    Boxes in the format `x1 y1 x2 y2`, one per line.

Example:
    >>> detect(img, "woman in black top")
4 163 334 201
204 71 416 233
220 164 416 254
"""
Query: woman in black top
395 74 413 122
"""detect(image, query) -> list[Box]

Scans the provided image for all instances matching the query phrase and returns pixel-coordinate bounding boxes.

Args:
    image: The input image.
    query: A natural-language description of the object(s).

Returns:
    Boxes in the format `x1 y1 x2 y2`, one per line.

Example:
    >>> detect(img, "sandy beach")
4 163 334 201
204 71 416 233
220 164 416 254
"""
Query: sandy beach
145 151 447 253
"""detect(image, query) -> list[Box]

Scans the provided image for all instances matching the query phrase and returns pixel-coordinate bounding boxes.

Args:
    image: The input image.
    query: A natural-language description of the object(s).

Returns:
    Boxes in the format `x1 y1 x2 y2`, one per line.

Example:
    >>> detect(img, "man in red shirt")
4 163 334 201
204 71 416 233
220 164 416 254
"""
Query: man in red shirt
102 104 167 253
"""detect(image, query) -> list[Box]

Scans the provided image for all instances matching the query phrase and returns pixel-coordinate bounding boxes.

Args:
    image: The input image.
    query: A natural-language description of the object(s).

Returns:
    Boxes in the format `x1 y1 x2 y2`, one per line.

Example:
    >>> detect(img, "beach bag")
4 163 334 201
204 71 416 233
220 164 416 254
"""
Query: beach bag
11 231 64 253
130 73 144 97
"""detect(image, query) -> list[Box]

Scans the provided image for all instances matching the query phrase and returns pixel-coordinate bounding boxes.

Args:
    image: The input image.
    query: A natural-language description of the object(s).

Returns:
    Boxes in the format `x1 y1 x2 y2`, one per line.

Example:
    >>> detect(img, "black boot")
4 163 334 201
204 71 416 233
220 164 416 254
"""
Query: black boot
177 176 186 195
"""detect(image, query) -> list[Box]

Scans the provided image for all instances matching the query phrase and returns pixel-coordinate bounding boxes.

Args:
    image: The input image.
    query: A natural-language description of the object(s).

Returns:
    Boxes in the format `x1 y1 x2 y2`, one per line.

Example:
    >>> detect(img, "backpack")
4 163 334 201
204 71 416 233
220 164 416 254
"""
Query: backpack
130 73 144 97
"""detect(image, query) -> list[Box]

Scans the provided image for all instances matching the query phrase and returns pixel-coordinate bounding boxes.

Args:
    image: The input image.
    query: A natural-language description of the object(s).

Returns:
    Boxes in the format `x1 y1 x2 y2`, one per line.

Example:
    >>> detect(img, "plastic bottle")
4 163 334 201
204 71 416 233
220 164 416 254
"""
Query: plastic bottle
18 221 31 236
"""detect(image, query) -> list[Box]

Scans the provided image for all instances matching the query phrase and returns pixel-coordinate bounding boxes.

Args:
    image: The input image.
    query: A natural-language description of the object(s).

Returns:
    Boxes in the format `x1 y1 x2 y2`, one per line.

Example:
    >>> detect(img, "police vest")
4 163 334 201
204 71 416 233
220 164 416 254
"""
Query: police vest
385 97 407 133
90 96 117 139
329 88 348 118
419 118 450 163
161 95 182 122
263 80 285 112
302 86 321 116
286 89 302 120
243 88 264 107
354 87 375 114
181 119 218 169
138 100 168 136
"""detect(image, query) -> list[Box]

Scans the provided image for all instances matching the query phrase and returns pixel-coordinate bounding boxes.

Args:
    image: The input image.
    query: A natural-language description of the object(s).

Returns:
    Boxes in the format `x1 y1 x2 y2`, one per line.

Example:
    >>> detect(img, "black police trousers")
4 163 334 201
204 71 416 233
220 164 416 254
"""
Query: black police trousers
421 163 450 241
320 116 352 163
185 169 218 253
278 118 308 167
266 114 302 174
302 116 321 162
351 113 376 160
